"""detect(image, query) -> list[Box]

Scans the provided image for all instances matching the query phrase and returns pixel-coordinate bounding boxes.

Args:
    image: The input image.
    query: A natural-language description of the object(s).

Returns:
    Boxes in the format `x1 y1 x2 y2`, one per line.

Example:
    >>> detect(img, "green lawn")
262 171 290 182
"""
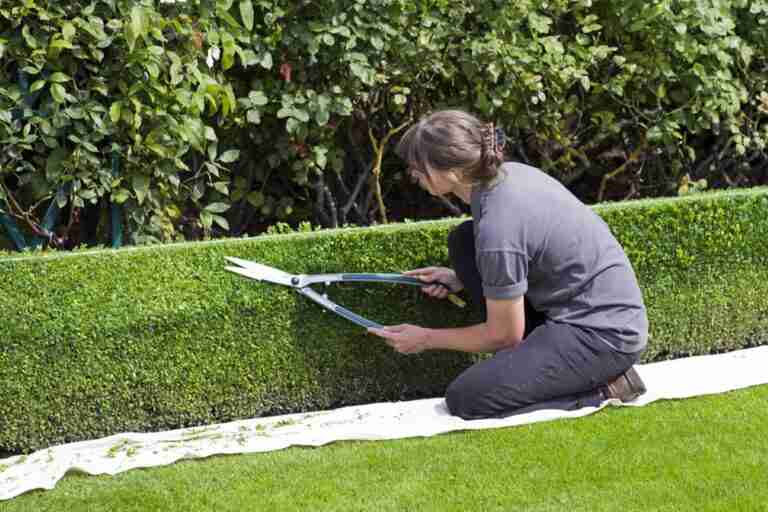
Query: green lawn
3 385 767 512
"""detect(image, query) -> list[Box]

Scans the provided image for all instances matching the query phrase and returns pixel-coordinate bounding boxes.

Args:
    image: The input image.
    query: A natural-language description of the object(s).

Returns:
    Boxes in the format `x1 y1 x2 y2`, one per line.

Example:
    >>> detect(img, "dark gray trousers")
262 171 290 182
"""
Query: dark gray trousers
445 220 642 420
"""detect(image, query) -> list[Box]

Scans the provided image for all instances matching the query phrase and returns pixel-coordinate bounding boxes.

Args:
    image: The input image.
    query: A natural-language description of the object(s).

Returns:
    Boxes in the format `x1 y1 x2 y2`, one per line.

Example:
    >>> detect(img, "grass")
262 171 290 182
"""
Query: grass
2 385 768 512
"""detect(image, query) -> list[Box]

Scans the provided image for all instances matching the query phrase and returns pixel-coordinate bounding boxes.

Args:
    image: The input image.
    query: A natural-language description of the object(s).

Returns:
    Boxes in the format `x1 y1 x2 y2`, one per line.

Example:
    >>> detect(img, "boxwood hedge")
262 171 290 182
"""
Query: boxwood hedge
1 187 767 453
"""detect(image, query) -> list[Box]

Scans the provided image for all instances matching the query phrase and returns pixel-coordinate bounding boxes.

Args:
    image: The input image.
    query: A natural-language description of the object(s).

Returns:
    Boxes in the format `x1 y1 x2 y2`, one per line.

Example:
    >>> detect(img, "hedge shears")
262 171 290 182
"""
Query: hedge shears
224 257 465 330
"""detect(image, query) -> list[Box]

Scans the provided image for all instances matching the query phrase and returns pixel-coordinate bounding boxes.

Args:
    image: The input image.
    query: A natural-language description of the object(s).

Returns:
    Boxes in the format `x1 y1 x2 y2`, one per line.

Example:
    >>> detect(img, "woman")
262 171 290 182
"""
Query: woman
367 110 648 419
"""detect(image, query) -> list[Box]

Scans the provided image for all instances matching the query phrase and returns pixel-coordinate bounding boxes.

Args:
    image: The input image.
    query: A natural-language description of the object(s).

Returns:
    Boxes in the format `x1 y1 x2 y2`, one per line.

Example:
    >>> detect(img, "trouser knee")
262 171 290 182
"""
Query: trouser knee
445 376 484 420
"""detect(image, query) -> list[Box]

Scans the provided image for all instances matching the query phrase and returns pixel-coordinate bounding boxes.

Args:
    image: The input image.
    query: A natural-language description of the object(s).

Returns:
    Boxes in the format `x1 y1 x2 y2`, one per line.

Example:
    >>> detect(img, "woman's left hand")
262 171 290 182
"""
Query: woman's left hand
367 324 432 354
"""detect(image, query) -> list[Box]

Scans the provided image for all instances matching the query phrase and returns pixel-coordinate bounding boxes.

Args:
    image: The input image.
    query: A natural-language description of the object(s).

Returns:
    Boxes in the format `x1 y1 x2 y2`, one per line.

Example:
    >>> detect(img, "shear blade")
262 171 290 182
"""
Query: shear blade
224 257 297 287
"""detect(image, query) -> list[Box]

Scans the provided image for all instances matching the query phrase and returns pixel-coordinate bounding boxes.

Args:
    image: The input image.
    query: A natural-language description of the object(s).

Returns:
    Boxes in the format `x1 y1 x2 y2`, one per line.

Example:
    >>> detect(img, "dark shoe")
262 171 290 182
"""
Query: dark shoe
600 367 646 402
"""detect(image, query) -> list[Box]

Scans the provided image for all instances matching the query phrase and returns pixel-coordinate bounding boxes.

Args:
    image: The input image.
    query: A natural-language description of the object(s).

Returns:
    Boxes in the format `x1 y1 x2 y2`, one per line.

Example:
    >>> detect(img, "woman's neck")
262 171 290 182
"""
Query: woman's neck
453 183 473 204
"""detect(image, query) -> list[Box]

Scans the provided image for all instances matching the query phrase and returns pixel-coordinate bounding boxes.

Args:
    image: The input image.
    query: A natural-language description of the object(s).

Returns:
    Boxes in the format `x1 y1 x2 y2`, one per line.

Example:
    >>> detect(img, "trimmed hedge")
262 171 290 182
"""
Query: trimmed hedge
1 187 768 453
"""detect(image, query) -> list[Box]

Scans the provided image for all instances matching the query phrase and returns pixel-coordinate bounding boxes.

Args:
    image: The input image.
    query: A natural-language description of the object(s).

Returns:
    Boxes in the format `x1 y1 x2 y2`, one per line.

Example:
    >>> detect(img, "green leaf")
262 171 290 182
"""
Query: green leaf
147 143 168 157
205 202 230 213
80 189 97 200
208 143 219 162
49 72 71 83
315 106 330 125
112 189 130 204
214 181 229 195
314 146 328 169
82 141 99 153
221 32 236 70
247 109 261 124
249 90 268 106
218 149 240 163
218 11 242 30
293 108 310 123
205 126 218 142
30 80 46 93
145 62 160 79
260 52 273 69
240 0 254 31
128 6 147 51
131 6 147 37
49 38 74 50
206 162 221 178
22 25 37 49
132 175 150 205
50 84 67 103
247 191 264 208
110 102 122 124
222 84 237 117
349 62 373 85
212 214 230 230
286 118 300 134
239 49 258 67
62 22 76 40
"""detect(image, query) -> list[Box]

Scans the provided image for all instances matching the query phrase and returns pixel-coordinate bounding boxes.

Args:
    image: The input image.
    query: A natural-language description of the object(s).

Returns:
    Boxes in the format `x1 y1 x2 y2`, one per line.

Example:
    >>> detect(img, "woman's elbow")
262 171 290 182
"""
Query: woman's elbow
487 327 523 351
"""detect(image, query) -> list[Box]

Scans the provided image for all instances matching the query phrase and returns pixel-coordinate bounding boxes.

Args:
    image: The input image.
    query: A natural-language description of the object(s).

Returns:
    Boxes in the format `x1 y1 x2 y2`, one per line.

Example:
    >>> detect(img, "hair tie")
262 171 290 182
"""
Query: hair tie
482 122 495 157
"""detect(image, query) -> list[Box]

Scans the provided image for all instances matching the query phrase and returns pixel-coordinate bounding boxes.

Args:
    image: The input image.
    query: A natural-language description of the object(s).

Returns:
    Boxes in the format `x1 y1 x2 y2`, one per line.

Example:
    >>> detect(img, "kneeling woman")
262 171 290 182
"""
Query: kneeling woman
368 110 647 419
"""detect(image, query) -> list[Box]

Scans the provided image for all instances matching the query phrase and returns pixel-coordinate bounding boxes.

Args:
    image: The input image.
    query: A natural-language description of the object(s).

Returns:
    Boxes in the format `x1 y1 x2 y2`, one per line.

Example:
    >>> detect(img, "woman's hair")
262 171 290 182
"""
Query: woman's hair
395 110 506 186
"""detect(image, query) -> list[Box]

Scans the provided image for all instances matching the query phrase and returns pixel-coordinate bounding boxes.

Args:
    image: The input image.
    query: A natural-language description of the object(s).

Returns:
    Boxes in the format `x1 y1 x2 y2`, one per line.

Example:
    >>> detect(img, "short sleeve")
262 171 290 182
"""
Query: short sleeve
476 250 528 300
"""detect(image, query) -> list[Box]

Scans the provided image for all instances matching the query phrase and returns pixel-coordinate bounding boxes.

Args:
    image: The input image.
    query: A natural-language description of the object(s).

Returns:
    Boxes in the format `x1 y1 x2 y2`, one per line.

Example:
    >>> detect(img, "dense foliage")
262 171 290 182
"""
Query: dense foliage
1 188 766 453
1 0 767 249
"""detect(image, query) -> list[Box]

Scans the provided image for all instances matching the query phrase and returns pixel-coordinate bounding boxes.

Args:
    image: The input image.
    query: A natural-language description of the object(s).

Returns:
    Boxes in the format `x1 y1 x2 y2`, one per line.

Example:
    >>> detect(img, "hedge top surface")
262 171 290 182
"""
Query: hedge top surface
2 186 766 264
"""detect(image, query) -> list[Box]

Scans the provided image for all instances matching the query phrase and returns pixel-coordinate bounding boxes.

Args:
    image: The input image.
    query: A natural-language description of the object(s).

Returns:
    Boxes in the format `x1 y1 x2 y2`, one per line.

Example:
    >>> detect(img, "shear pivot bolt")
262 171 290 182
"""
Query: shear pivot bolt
291 277 300 285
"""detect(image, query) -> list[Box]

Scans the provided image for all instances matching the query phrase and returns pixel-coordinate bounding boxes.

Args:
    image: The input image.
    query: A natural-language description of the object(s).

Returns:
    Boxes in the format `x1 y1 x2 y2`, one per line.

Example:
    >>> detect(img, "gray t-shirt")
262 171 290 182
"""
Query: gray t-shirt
470 162 648 353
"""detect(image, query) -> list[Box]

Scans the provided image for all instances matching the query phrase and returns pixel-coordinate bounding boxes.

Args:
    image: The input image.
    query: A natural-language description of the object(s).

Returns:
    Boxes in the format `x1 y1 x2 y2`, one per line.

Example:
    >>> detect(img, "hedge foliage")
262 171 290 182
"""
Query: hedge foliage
1 187 767 453
1 0 767 248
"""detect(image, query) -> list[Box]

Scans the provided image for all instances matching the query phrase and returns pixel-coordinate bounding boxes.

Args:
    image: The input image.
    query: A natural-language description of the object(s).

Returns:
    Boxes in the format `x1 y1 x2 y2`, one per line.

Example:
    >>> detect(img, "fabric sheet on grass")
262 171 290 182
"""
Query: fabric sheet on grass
2 345 768 501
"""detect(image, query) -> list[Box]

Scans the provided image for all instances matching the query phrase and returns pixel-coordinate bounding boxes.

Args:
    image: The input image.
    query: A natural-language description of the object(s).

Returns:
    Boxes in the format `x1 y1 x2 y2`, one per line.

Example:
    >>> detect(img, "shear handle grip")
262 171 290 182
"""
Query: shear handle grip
322 273 452 290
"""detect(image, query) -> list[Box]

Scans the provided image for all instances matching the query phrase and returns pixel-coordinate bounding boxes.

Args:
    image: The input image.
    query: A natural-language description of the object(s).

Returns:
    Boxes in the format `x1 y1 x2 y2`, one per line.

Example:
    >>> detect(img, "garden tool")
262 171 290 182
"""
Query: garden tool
224 257 465 329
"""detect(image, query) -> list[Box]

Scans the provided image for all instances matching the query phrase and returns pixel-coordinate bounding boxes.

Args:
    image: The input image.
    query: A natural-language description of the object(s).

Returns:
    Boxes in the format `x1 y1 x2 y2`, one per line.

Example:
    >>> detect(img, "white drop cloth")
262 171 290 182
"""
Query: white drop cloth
2 345 767 501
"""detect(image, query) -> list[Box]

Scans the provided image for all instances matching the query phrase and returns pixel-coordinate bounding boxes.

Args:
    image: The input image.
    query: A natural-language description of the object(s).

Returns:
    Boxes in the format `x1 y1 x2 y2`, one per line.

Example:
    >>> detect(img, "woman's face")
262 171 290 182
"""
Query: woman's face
409 167 456 197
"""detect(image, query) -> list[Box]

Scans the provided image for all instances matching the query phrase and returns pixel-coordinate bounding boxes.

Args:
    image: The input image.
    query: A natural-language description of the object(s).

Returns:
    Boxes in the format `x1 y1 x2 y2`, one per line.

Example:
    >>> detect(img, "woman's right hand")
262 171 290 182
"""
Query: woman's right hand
403 267 464 299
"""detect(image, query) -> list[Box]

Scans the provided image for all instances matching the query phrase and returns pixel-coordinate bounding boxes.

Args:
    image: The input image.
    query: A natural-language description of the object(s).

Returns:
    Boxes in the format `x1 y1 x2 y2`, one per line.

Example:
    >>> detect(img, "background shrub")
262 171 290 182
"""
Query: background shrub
1 0 767 248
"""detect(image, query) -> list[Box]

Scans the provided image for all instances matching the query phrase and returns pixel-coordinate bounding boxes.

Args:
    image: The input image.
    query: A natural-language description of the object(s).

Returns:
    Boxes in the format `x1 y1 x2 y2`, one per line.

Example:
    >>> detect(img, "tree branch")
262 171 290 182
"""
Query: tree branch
368 121 410 224
598 138 647 202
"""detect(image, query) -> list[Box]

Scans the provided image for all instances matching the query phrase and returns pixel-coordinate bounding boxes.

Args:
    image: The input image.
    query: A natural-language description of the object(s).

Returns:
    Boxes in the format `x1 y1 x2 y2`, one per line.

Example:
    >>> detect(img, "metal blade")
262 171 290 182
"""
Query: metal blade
224 257 296 287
